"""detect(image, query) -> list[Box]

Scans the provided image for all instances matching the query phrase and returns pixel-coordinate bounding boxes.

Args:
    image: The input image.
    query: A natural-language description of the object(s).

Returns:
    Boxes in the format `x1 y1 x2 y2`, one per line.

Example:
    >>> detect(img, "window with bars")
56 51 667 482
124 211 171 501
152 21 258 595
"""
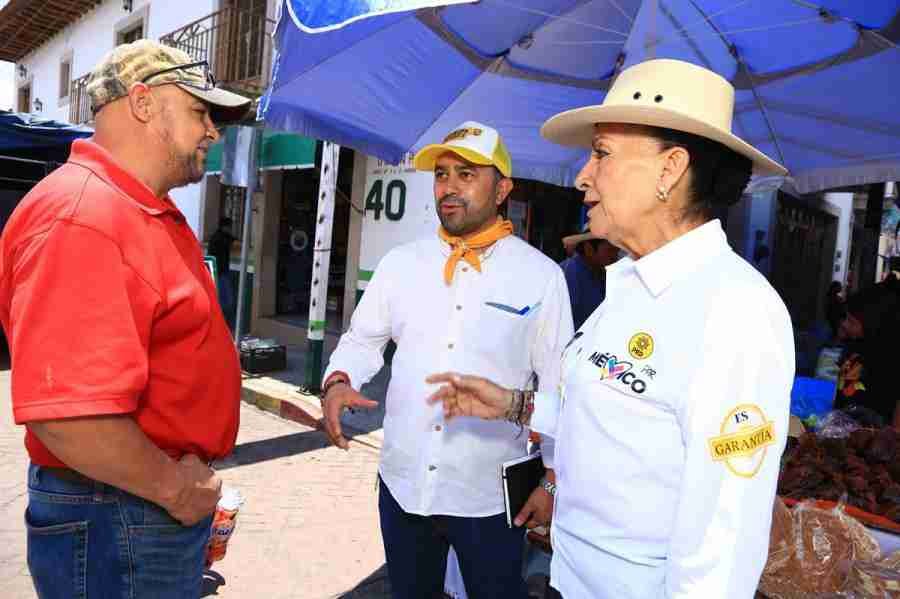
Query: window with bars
118 22 144 44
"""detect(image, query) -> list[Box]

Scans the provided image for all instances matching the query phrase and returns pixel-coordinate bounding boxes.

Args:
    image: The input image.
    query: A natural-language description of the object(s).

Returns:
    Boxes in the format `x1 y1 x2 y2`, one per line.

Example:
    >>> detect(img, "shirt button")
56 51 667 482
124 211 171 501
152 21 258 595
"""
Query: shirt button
456 305 462 310
428 465 437 471
462 267 469 272
434 425 442 432
448 343 454 349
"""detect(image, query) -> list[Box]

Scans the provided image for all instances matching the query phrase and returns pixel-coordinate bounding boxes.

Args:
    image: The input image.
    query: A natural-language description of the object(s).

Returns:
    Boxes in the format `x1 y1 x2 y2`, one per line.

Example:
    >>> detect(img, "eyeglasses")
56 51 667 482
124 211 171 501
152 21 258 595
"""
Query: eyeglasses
140 60 217 91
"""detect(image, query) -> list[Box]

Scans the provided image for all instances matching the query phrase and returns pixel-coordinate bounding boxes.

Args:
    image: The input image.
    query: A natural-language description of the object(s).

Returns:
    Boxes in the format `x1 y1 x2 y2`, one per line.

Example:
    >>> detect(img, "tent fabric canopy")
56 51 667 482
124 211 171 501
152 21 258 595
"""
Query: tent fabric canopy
0 111 93 154
261 0 900 194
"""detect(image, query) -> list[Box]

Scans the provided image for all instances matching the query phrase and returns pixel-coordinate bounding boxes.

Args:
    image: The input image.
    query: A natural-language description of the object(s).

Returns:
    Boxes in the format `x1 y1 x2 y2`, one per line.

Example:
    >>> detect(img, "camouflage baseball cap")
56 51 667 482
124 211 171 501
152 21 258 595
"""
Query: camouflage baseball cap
87 40 251 123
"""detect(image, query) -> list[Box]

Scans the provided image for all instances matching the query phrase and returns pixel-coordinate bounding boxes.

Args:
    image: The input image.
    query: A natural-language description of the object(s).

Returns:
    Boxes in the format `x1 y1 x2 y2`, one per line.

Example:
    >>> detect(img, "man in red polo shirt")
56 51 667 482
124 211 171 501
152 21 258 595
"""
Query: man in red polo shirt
0 40 249 598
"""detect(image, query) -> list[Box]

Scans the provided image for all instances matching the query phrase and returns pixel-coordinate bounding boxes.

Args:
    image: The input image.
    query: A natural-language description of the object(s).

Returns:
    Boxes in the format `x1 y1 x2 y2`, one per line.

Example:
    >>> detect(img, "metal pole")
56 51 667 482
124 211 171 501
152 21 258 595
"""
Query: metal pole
305 141 340 391
234 127 261 345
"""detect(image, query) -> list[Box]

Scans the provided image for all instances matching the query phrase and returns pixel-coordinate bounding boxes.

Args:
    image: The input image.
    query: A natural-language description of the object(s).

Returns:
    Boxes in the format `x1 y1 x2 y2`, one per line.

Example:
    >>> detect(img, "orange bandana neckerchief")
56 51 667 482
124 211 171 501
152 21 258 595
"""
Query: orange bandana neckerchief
438 218 514 285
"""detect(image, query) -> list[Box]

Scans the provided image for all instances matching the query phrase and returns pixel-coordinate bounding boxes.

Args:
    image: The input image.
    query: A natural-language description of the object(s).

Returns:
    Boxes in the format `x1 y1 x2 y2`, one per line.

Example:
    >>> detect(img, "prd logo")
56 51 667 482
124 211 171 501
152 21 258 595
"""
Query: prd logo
628 332 654 360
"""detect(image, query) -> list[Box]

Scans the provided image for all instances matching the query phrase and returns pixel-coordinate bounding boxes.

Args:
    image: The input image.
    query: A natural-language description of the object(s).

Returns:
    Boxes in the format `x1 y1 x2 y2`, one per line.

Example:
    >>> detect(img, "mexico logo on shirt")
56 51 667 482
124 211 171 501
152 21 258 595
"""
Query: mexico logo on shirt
628 332 654 360
587 351 647 394
708 404 776 478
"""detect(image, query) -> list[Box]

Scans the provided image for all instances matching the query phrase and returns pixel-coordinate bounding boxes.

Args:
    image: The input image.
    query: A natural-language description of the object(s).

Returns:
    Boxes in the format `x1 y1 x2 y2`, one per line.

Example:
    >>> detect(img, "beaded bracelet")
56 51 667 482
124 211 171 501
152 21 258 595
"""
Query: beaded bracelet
504 390 523 424
504 389 535 427
519 390 535 425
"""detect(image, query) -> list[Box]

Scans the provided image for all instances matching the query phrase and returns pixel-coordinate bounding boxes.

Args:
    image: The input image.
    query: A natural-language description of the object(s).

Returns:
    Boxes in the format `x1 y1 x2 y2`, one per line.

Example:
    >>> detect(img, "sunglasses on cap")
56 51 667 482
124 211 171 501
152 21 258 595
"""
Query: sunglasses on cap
140 60 217 92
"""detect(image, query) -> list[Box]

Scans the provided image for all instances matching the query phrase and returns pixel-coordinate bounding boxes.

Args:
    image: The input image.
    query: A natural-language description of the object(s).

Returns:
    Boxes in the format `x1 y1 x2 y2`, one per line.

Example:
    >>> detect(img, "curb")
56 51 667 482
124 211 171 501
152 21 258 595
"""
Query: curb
241 375 384 451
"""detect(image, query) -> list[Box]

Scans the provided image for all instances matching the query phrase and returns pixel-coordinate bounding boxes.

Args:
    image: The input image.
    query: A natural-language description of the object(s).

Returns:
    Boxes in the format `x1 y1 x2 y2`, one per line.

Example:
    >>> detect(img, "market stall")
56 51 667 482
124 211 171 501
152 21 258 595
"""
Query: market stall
757 424 900 597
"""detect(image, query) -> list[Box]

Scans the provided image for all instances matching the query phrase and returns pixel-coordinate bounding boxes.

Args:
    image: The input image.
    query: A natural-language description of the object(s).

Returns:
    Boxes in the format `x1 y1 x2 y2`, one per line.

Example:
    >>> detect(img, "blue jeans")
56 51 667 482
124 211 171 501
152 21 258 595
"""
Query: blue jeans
25 463 212 599
217 272 235 328
378 477 527 599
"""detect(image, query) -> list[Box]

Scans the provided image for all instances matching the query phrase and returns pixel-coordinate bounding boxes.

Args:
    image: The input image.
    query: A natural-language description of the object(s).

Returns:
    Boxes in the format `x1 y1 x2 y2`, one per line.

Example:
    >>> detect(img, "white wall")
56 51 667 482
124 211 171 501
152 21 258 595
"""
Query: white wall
0 61 12 110
13 0 219 234
821 192 854 286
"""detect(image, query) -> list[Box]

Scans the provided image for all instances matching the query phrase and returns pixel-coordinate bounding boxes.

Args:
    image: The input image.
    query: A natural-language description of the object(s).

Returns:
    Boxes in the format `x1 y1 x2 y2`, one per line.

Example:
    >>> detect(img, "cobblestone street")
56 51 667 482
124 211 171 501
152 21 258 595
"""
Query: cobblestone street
0 367 391 599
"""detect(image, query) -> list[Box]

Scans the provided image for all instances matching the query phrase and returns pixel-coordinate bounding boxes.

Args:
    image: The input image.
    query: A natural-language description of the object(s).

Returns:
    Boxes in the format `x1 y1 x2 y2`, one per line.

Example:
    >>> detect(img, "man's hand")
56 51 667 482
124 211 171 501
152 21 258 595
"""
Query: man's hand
160 454 222 526
515 485 554 529
28 416 224 527
425 373 512 421
322 383 378 450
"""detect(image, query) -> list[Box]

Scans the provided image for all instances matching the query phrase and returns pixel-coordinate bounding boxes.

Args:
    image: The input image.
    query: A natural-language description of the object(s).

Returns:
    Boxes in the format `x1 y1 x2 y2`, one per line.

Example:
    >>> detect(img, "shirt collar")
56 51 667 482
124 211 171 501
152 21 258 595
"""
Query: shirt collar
68 139 182 217
633 219 729 297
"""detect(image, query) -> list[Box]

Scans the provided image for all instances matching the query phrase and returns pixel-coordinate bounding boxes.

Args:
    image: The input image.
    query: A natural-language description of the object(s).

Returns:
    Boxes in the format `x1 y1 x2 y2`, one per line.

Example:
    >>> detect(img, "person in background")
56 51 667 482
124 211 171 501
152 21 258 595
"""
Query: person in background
0 40 250 598
837 278 900 428
559 225 619 329
824 281 845 340
427 58 795 599
208 216 237 326
319 121 573 599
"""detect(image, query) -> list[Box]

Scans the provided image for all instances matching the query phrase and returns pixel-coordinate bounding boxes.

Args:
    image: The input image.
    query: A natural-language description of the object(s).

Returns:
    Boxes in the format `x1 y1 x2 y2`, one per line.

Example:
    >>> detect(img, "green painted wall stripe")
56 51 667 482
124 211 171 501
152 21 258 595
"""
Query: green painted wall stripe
308 320 326 332
358 269 374 281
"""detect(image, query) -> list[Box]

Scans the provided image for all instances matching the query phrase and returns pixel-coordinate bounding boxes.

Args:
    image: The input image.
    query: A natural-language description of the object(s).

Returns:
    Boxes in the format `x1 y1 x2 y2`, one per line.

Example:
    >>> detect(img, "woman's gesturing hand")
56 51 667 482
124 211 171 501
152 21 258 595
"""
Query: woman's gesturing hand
425 373 513 421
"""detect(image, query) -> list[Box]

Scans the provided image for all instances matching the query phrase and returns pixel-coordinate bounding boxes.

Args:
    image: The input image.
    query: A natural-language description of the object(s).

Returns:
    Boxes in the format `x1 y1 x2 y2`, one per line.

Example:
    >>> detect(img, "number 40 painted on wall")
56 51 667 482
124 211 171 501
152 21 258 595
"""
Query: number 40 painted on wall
366 179 406 221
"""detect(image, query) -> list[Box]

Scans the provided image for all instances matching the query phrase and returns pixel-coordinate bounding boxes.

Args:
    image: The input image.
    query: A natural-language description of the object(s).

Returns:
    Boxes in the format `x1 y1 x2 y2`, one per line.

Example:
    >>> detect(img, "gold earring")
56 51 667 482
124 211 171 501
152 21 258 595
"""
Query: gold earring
656 185 668 202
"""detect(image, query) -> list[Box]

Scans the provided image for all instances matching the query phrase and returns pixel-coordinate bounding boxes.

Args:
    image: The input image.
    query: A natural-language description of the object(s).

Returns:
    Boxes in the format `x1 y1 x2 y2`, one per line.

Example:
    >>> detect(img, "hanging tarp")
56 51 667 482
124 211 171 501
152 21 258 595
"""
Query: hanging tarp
284 0 477 33
0 110 92 159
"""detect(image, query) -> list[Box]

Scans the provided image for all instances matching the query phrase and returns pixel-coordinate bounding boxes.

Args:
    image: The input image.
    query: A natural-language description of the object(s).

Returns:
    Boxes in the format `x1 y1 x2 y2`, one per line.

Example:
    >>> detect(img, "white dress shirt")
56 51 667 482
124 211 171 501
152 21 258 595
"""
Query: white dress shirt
531 220 795 598
325 234 574 517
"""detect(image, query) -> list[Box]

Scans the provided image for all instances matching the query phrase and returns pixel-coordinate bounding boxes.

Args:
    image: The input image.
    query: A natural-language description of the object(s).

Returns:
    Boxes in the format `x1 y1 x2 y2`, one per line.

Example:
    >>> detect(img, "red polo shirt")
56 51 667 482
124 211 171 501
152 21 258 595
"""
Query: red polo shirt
0 139 241 467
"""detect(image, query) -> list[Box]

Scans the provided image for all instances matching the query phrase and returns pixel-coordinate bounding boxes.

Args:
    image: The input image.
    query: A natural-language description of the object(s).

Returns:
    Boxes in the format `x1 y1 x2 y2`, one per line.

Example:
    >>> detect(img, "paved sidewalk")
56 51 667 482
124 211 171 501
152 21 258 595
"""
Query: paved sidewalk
0 366 391 599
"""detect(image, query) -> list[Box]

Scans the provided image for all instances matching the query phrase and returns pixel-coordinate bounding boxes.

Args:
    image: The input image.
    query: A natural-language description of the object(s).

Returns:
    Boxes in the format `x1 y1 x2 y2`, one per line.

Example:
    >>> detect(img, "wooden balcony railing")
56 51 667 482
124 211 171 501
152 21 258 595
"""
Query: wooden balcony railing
159 7 275 98
69 73 92 125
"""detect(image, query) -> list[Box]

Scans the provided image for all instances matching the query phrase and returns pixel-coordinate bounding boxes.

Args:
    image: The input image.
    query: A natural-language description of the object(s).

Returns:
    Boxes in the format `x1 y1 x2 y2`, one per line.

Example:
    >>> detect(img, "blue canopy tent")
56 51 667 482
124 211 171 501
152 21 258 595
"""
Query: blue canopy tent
0 110 92 162
0 110 91 192
261 0 900 194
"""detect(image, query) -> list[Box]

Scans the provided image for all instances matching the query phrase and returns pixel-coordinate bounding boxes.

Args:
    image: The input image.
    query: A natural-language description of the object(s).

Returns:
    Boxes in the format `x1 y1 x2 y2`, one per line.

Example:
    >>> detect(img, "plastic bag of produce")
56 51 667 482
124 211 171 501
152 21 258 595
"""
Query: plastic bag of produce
758 500 881 598
817 411 862 439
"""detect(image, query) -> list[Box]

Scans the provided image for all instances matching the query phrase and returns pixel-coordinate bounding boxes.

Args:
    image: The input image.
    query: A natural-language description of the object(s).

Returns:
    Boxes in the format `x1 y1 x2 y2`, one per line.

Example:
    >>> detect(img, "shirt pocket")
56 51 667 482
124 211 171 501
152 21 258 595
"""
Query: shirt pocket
468 298 540 375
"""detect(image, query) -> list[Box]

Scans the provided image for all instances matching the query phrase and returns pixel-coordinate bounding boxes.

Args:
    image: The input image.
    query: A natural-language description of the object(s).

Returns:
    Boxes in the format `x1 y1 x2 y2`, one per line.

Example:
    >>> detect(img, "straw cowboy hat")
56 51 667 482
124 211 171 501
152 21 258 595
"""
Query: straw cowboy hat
541 58 787 176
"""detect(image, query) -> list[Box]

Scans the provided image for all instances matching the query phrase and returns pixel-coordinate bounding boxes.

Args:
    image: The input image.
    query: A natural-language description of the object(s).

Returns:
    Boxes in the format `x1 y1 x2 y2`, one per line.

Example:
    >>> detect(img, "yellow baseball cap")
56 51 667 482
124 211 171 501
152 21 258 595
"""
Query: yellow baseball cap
413 121 512 178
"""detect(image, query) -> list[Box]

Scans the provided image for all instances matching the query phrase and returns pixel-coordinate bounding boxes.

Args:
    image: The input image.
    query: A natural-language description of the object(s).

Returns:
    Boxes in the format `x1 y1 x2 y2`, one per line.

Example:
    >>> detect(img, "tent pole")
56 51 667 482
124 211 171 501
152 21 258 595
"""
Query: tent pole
305 141 340 392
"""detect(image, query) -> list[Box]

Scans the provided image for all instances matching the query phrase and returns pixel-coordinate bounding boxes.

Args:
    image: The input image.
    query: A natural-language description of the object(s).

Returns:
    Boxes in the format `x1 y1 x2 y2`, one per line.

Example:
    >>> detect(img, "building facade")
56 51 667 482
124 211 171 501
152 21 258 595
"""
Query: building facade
1 0 420 350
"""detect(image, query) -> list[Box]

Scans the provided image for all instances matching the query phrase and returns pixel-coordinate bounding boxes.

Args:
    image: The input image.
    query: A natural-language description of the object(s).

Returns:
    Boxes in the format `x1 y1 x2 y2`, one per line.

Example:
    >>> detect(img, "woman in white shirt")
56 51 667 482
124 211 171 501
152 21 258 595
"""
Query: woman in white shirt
427 58 795 599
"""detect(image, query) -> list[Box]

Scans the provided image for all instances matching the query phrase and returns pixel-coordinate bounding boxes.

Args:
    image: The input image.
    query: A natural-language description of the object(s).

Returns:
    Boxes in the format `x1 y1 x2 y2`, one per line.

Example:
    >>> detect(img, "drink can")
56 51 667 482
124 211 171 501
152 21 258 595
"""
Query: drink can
205 486 244 568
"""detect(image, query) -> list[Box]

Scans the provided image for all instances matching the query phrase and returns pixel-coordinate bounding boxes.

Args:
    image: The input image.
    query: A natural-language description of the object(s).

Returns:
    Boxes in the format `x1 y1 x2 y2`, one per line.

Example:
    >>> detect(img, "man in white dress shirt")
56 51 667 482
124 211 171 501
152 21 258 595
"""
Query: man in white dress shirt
320 121 573 599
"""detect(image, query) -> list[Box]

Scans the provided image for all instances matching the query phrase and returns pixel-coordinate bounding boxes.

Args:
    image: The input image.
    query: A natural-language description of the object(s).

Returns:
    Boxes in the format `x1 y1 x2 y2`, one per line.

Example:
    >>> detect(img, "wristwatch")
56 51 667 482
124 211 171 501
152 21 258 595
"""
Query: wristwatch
540 476 557 497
